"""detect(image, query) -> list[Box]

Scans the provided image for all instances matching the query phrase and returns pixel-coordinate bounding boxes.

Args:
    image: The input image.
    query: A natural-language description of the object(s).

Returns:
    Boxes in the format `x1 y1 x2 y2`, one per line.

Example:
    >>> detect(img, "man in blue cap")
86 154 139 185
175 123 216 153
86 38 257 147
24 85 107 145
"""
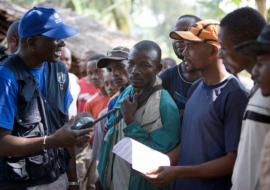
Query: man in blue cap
0 7 92 190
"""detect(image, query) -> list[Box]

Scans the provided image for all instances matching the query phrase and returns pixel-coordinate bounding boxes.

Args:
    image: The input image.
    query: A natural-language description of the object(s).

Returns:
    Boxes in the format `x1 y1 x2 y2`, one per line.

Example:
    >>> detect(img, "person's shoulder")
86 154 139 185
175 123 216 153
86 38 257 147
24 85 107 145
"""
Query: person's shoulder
108 93 119 110
55 59 66 68
217 75 249 104
78 77 86 84
69 73 79 81
190 78 203 89
159 64 179 79
110 91 120 101
50 60 67 71
226 75 249 95
160 89 175 104
86 92 98 103
249 88 270 108
99 108 108 117
0 65 17 82
187 78 203 97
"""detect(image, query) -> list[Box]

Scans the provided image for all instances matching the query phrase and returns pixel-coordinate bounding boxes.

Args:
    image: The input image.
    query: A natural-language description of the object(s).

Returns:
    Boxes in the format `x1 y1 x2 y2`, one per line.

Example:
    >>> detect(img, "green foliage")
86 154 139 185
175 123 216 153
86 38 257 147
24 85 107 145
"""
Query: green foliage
130 0 195 59
6 0 256 59
197 0 225 20
229 0 242 6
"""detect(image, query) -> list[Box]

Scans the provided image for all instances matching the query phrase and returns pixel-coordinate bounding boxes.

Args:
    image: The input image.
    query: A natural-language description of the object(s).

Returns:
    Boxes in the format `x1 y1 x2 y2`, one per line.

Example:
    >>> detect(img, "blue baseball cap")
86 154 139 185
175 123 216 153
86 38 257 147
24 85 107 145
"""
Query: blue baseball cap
18 7 78 39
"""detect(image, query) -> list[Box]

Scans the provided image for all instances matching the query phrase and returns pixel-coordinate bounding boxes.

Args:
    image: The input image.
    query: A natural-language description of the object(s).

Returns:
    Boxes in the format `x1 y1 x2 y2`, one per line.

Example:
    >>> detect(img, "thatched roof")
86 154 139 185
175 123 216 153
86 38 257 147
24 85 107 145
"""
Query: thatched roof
0 1 26 40
36 2 137 59
0 1 137 58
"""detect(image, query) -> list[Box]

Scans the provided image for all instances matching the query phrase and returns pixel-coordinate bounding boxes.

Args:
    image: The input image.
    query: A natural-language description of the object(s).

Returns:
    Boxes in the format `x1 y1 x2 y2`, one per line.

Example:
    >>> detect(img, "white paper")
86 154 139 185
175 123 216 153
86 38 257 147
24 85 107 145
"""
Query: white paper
112 137 170 174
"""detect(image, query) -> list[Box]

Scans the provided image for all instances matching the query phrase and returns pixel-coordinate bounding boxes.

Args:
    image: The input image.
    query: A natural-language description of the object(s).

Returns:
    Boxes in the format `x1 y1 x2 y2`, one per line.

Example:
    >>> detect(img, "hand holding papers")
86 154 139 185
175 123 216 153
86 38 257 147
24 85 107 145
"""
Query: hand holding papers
112 137 170 174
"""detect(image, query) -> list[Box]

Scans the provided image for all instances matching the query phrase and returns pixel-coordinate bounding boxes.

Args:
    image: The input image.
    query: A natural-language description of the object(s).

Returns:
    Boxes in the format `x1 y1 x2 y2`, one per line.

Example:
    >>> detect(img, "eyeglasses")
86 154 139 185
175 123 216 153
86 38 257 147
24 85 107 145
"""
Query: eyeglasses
36 35 66 45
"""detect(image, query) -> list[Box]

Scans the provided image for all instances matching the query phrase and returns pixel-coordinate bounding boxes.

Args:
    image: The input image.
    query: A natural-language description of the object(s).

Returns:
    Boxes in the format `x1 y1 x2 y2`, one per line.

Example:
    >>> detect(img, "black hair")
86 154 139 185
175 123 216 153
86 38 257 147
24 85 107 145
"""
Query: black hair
88 54 105 61
162 58 176 66
220 7 267 44
7 20 20 39
178 14 201 22
75 112 95 122
133 40 161 64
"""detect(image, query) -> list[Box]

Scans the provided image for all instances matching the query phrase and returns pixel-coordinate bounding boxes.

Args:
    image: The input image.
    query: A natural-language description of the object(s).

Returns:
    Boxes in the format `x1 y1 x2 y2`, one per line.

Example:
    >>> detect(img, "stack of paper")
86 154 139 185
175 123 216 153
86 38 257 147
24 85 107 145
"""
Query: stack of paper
112 137 170 174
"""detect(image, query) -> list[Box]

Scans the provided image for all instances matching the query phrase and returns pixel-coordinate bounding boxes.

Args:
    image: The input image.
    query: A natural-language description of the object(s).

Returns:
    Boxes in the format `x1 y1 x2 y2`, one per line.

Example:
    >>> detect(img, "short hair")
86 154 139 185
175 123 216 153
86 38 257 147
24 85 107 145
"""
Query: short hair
178 14 201 22
133 40 161 64
220 7 267 44
7 20 20 39
162 58 176 66
88 54 105 62
75 112 95 122
62 47 71 56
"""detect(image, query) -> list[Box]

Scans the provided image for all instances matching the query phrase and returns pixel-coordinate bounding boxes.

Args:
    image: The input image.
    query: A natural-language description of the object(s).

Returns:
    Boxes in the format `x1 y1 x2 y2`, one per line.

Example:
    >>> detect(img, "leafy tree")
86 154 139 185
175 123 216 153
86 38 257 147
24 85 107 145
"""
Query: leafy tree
5 0 268 59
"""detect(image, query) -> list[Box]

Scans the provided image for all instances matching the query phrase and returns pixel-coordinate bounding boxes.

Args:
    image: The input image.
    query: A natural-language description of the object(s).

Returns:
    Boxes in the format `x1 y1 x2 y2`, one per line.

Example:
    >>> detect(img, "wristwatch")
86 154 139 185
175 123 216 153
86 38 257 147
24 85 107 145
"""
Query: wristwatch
68 180 80 186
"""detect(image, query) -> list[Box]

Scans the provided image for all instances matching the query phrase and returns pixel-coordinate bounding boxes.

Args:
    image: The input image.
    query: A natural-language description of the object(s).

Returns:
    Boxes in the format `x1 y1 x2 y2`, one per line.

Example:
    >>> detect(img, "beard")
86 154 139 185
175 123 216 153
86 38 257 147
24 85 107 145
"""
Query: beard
174 49 184 60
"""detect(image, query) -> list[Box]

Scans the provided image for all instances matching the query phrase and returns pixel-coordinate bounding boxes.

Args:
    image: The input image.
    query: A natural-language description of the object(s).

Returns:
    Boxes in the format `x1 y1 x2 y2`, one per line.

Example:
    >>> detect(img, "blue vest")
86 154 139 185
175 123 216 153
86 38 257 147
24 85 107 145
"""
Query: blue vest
0 54 70 189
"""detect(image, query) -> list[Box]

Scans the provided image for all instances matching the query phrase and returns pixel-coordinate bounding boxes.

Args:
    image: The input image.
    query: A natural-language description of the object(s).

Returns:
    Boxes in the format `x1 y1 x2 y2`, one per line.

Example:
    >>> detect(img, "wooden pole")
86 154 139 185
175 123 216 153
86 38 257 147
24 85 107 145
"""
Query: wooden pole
256 0 267 21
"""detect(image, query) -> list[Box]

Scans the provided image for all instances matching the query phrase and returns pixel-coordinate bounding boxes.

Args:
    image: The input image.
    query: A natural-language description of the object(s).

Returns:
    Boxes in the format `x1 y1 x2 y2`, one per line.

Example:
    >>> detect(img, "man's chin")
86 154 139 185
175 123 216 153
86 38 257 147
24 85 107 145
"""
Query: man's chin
131 84 141 88
177 54 184 60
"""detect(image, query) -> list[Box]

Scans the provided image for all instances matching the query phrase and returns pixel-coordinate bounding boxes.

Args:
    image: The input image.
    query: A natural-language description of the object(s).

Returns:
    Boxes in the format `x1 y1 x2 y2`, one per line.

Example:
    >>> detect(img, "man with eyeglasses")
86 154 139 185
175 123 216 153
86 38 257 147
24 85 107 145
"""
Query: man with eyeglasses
0 7 92 190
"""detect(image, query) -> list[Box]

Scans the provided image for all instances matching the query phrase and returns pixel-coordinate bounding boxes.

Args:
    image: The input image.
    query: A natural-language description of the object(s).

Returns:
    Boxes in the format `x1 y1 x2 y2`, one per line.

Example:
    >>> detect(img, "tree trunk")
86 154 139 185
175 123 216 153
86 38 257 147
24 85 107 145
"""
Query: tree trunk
255 0 267 20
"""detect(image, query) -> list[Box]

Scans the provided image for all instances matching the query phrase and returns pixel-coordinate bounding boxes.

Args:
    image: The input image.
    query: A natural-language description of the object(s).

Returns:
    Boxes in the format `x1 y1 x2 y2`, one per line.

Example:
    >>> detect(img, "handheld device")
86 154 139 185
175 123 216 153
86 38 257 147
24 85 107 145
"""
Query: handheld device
71 109 116 130
71 117 95 130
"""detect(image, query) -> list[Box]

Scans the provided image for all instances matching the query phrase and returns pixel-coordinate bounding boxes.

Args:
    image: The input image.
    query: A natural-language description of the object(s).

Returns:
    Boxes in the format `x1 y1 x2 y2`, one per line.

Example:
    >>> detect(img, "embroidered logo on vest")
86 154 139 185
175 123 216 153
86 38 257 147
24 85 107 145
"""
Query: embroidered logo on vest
57 72 66 90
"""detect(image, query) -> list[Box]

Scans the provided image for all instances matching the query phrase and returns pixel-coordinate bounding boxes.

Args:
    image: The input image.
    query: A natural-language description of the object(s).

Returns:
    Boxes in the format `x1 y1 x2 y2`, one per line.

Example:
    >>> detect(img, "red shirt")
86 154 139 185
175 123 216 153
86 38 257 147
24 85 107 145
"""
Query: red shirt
83 93 110 119
77 77 99 113
84 93 110 145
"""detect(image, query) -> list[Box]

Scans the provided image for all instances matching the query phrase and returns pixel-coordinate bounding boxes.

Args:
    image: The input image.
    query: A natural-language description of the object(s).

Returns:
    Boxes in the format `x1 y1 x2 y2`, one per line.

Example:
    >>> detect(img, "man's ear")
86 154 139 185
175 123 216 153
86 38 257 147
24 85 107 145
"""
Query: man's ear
27 37 36 51
11 37 17 45
211 45 219 56
156 63 163 74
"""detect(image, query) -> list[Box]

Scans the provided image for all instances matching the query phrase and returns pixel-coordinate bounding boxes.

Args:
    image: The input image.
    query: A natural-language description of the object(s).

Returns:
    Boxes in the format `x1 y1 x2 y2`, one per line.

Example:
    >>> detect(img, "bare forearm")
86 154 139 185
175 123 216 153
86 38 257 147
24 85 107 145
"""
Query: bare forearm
166 143 180 166
0 118 93 157
65 114 78 182
174 151 237 179
66 146 78 181
0 134 62 157
0 135 45 157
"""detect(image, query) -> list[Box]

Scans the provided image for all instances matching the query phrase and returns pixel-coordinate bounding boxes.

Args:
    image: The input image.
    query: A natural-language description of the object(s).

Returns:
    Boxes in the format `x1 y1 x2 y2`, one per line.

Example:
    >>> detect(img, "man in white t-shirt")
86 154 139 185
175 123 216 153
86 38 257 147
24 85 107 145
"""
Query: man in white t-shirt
61 47 80 119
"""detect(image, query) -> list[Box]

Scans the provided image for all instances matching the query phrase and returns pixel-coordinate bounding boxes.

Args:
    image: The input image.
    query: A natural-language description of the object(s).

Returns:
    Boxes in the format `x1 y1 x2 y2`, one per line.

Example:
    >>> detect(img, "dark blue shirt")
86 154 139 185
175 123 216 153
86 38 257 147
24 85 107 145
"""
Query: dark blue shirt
159 64 193 122
173 75 249 190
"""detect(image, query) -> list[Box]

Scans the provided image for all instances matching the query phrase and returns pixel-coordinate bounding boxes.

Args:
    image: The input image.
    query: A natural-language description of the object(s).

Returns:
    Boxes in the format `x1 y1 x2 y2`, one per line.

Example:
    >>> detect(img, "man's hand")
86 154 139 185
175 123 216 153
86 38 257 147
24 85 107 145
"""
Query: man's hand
141 166 177 188
95 178 103 190
47 117 93 149
121 92 138 125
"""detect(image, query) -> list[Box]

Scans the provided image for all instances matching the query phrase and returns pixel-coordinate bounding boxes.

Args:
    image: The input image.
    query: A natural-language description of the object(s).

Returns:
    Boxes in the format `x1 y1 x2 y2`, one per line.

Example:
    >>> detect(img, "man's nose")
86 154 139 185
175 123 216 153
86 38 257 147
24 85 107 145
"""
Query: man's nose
182 46 188 57
131 65 141 74
251 63 259 79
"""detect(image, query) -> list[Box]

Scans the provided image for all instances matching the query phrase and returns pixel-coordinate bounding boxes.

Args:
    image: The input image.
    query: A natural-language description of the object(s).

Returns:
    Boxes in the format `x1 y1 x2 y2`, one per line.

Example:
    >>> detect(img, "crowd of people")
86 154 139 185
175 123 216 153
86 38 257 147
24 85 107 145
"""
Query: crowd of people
0 5 270 190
